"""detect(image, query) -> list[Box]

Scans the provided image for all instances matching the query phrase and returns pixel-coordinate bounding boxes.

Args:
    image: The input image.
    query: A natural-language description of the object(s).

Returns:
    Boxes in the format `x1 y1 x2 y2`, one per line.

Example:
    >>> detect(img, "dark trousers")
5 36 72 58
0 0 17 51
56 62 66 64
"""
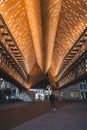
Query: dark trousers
50 101 56 109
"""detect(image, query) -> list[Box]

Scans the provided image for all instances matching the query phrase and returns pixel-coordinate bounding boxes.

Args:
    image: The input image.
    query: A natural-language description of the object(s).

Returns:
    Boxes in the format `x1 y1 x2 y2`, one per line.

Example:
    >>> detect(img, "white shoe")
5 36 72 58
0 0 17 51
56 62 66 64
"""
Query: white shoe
54 108 56 111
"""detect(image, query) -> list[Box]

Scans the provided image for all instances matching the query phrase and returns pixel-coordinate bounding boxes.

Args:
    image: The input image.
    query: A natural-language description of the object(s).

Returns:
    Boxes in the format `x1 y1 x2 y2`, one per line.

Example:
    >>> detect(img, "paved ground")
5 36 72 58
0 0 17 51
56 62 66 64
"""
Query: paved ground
0 100 68 130
0 102 28 110
12 101 87 130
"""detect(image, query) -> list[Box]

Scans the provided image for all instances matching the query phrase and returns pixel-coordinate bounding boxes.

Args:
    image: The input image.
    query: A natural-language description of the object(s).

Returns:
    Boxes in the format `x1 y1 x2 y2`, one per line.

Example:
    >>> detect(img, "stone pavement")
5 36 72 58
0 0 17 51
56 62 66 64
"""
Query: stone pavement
0 101 68 130
12 101 87 130
0 102 28 110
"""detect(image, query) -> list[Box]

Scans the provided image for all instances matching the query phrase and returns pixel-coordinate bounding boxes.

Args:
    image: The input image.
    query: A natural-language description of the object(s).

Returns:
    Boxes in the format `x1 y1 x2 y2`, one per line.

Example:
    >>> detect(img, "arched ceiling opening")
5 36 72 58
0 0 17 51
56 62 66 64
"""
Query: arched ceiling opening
0 0 87 89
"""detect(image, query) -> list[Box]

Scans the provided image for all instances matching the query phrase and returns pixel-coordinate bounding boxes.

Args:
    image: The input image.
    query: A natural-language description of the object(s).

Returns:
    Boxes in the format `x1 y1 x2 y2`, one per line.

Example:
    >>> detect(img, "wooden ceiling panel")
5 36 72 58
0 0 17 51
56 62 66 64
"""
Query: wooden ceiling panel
24 0 43 71
0 0 87 88
0 0 36 73
27 63 44 88
41 0 63 73
51 0 87 76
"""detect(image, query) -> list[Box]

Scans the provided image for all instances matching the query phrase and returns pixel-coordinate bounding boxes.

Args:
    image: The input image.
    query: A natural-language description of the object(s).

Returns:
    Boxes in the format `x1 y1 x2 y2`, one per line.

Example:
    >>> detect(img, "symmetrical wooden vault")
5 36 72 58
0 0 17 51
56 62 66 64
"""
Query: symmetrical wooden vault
0 0 87 89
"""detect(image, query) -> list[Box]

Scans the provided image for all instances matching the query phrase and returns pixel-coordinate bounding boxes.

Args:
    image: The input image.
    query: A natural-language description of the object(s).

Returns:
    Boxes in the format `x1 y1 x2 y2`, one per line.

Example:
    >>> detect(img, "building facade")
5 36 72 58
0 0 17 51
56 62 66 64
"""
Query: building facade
58 80 87 100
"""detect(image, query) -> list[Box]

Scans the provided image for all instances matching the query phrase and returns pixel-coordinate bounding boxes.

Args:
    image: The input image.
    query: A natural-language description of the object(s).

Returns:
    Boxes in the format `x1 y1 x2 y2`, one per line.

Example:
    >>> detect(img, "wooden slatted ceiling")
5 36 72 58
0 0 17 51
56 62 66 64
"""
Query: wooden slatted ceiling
0 0 87 88
41 0 63 73
51 0 87 76
0 0 36 74
26 63 44 88
24 0 44 71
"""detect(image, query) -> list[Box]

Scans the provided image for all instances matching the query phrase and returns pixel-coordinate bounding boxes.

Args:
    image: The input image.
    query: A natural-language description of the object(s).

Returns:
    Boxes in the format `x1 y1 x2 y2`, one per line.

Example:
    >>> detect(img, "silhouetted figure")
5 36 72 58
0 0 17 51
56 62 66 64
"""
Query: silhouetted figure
49 92 56 111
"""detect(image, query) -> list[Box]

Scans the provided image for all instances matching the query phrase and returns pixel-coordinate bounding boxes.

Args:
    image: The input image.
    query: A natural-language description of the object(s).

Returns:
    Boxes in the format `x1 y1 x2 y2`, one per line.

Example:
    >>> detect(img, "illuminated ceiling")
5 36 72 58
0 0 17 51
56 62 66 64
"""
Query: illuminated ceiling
0 0 87 88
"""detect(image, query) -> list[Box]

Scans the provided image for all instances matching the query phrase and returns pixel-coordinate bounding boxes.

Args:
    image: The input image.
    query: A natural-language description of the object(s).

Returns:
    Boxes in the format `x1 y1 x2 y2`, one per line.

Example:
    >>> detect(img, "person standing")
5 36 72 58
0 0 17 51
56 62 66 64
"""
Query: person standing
49 91 56 111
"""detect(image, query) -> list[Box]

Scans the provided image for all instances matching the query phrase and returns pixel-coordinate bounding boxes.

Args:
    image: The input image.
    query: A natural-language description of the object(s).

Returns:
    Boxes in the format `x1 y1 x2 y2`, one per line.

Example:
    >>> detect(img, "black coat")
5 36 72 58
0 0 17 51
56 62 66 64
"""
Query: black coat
49 94 55 103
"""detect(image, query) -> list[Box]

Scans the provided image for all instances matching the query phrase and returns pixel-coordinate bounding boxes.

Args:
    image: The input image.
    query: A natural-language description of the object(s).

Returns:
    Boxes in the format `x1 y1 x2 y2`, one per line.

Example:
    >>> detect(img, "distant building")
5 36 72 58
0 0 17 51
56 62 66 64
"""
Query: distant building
29 88 52 101
58 80 87 100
